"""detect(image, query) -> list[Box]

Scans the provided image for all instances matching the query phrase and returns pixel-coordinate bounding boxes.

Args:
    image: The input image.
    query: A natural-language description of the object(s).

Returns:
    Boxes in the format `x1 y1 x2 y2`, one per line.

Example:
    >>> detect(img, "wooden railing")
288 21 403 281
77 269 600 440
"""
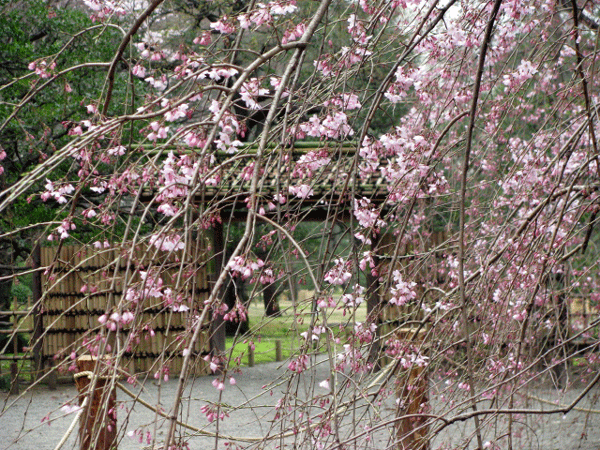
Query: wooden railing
0 300 42 395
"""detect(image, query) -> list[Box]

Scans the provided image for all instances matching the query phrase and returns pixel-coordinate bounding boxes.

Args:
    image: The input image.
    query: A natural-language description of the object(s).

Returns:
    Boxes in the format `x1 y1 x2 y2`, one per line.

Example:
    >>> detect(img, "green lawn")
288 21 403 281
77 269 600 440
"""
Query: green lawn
225 290 367 367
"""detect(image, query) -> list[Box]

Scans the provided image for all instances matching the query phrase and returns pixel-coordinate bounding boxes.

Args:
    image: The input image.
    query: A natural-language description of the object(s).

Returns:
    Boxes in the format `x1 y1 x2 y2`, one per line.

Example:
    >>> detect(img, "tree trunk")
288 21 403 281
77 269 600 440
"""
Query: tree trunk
263 281 281 317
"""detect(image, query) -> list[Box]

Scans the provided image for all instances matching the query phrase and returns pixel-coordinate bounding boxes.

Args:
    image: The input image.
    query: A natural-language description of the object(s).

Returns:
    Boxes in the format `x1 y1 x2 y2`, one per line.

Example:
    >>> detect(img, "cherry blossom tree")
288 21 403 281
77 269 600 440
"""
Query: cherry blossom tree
2 0 600 449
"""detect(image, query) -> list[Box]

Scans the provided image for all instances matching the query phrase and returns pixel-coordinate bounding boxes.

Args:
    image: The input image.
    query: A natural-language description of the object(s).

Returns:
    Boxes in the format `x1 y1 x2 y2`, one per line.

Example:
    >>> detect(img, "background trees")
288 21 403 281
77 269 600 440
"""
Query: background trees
0 0 131 309
2 0 600 449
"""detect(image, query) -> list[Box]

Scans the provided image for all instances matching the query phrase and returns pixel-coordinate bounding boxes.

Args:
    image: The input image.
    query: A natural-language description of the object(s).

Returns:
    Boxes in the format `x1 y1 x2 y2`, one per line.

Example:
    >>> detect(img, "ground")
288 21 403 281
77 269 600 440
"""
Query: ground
1 357 600 450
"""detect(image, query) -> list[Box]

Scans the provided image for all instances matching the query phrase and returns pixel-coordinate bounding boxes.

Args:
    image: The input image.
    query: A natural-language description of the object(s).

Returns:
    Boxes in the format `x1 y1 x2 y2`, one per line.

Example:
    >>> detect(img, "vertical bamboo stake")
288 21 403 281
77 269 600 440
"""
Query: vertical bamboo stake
275 340 282 362
74 355 117 450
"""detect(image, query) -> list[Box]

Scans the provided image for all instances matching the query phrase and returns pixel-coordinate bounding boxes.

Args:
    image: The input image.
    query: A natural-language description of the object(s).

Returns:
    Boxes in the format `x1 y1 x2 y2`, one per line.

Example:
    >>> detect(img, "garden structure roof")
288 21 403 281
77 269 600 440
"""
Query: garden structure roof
141 141 393 221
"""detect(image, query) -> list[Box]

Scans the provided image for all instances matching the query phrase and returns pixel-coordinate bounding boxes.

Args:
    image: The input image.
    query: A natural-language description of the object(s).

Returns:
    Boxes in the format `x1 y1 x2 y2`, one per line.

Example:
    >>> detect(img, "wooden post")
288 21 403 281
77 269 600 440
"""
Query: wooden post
275 340 282 362
248 344 255 367
31 244 46 382
9 362 19 395
366 234 381 367
46 358 57 390
74 356 117 450
209 219 226 367
395 328 429 450
9 298 19 395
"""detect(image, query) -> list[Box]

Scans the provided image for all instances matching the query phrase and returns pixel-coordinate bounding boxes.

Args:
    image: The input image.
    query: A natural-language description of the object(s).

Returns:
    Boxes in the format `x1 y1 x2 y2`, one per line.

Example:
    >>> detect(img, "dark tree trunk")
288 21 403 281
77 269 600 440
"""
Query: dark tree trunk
550 272 569 388
0 268 12 311
224 276 250 335
32 244 43 378
263 281 281 317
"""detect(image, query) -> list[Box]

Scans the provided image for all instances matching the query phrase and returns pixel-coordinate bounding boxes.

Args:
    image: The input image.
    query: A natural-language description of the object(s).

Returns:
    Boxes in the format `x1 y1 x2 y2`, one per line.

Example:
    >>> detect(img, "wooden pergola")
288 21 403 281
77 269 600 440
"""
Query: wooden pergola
156 142 396 352
35 141 430 450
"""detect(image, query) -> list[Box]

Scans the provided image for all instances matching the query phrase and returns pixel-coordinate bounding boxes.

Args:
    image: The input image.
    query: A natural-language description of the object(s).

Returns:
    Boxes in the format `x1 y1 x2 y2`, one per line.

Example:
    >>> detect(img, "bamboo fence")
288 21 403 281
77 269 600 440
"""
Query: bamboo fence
40 241 212 376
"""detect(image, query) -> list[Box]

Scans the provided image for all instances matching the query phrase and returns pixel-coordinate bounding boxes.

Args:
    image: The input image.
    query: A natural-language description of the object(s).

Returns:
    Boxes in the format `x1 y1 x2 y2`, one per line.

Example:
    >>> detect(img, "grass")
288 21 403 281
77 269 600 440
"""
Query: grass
225 290 367 367
0 355 34 391
225 300 307 366
225 337 298 366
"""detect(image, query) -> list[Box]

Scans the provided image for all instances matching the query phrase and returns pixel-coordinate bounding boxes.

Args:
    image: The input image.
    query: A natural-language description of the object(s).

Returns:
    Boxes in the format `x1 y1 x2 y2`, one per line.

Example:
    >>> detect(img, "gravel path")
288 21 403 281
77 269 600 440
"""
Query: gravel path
1 359 599 450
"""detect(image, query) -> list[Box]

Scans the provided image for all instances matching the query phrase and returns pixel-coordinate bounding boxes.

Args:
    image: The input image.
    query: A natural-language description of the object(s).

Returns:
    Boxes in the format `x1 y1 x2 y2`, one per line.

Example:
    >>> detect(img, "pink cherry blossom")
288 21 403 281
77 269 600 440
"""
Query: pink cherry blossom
210 16 236 34
288 184 313 199
324 259 352 285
